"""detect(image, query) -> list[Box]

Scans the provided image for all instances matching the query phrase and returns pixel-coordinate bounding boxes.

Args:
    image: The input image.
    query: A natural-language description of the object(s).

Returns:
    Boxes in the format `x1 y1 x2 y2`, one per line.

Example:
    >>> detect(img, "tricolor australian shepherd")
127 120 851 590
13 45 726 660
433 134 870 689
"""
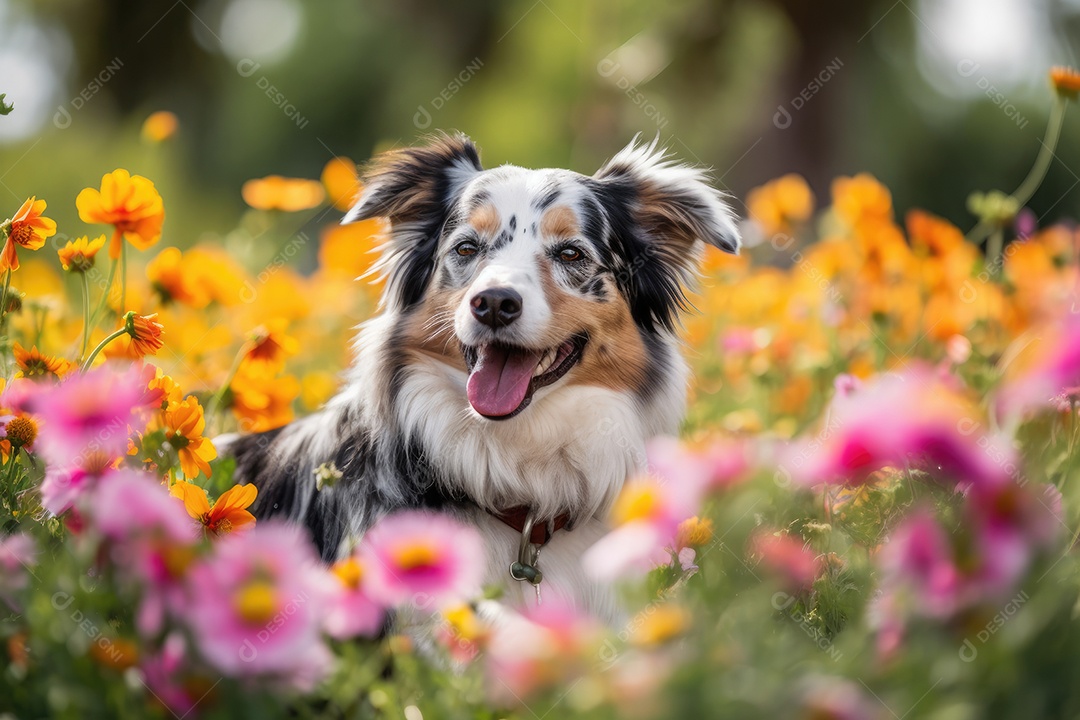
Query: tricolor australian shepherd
224 133 739 619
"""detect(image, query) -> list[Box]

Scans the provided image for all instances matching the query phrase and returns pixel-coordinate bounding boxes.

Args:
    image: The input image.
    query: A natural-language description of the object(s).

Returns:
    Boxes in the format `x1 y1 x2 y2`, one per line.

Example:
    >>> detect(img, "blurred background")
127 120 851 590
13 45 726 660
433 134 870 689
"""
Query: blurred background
2 0 1080 260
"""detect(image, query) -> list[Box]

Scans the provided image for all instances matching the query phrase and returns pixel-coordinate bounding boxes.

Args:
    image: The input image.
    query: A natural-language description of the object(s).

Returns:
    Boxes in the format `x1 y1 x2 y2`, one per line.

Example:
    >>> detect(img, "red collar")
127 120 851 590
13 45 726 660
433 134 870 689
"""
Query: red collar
491 506 572 545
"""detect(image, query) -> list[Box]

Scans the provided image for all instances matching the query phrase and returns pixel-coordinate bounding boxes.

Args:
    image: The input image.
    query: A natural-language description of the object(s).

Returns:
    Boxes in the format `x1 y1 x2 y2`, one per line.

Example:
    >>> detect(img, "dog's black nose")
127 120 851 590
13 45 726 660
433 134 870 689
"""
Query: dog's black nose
471 287 523 329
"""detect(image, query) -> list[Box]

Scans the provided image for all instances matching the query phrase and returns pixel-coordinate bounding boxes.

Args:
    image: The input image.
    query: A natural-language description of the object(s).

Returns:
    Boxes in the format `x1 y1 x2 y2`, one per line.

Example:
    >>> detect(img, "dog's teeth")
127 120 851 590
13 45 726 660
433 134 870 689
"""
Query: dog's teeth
534 349 556 377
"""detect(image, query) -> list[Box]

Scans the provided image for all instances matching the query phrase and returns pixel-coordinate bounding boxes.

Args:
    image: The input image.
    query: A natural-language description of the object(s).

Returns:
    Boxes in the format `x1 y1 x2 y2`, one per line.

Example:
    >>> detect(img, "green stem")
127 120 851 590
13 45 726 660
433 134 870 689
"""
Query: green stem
89 257 118 329
2 448 20 519
0 268 11 325
1012 95 1068 209
207 343 251 423
987 226 1004 278
81 325 128 373
120 240 127 315
80 272 91 360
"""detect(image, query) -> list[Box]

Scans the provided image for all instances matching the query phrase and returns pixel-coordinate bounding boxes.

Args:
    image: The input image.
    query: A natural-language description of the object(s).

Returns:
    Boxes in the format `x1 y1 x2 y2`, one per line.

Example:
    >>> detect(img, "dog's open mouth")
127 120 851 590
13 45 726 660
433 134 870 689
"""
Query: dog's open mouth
462 333 587 419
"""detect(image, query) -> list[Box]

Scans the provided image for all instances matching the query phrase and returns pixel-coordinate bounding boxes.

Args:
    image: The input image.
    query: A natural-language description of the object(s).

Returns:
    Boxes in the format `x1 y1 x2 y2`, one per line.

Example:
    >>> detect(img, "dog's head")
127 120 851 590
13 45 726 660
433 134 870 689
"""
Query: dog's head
344 133 739 420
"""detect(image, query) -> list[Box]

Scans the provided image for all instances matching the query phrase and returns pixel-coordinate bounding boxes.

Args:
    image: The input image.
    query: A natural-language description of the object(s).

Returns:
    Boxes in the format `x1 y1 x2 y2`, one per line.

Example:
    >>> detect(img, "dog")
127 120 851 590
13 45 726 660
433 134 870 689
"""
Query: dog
223 133 739 619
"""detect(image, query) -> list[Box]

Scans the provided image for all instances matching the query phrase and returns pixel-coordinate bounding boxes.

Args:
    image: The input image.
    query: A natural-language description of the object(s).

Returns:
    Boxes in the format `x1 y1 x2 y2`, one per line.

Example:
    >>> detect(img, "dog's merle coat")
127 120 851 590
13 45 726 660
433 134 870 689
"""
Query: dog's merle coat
223 133 739 616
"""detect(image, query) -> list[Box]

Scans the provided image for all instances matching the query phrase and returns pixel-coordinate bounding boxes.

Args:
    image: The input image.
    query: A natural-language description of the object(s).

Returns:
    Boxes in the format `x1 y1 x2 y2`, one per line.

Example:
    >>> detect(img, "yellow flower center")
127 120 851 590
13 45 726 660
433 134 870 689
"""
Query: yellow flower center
391 542 440 571
630 605 692 647
676 516 714 548
9 224 34 248
611 482 661 525
233 581 278 625
5 417 37 448
159 545 195 578
331 557 363 589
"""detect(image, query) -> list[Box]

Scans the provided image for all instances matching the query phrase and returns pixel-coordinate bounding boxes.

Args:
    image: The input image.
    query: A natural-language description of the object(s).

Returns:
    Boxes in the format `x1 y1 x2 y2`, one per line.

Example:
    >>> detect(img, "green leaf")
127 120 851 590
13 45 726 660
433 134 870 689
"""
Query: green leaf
0 94 12 116
207 455 237 496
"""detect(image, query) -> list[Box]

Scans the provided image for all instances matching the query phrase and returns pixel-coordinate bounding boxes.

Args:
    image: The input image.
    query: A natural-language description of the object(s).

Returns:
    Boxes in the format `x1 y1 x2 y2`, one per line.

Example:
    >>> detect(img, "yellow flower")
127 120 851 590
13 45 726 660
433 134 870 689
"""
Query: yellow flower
675 516 714 549
13 343 73 381
170 480 257 536
321 156 362 211
629 604 692 647
1 197 55 272
162 396 218 478
57 234 107 273
1050 66 1080 99
241 176 325 212
76 169 165 259
301 371 338 410
141 110 178 143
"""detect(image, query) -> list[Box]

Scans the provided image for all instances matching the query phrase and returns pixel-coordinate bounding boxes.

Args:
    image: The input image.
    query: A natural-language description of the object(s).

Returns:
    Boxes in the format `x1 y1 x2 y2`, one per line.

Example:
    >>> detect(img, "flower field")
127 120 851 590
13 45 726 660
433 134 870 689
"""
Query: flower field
4 75 1080 720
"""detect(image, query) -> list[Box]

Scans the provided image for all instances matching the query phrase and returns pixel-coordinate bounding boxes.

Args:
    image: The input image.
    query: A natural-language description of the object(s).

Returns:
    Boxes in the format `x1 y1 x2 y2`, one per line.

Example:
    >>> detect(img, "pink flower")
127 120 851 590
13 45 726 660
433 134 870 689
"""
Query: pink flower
32 366 144 469
720 327 756 354
485 598 600 705
41 464 117 516
90 470 195 543
584 436 745 581
798 675 878 720
878 509 962 618
751 532 820 590
784 366 1005 488
874 485 1058 647
0 533 36 611
184 521 332 688
140 633 206 718
322 554 385 639
997 314 1080 419
360 511 484 609
90 470 199 635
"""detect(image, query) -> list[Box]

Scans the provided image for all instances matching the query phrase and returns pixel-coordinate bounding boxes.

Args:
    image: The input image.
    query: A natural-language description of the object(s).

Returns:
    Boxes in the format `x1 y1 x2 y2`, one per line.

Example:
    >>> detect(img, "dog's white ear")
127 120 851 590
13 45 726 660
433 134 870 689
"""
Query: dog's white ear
593 136 740 255
344 133 483 308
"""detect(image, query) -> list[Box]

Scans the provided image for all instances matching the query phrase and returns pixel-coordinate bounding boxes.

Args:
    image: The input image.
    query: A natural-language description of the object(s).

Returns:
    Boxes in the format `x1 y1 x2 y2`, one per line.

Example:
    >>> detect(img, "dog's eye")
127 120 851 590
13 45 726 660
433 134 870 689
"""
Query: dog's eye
455 241 479 257
558 246 584 263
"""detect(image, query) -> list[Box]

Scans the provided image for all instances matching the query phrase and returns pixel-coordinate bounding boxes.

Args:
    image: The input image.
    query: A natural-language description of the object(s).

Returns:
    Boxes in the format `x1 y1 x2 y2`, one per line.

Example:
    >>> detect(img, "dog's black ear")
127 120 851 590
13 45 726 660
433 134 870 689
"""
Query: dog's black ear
592 136 740 332
344 133 483 308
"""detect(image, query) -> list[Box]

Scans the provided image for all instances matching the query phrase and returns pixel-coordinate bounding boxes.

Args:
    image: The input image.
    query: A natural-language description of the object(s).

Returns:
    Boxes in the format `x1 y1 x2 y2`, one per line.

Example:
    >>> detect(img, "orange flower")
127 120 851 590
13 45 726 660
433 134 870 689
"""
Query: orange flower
161 396 217 478
832 174 893 228
746 174 814 236
13 343 73 380
76 169 165 259
241 176 325 212
243 320 299 372
57 234 107 272
170 480 257 536
230 365 299 432
141 110 178 143
124 312 165 357
321 157 362 211
1050 66 1080 99
1 196 56 272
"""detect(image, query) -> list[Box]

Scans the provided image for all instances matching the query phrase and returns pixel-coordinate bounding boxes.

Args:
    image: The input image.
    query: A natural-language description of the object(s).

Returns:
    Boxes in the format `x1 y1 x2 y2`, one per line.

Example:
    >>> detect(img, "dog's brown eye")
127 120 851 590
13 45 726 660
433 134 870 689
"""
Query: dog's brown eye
558 246 583 263
455 241 479 257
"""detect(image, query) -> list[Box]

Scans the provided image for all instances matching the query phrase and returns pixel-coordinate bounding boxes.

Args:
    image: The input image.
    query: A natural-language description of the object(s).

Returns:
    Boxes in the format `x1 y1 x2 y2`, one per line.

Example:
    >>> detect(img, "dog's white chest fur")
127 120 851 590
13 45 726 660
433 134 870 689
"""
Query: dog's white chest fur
385 352 683 617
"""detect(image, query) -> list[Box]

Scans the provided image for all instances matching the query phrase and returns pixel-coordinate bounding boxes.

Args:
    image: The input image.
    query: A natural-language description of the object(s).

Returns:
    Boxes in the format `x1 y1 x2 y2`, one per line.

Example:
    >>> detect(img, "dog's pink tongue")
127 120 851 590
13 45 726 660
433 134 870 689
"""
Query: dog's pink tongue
467 345 541 417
